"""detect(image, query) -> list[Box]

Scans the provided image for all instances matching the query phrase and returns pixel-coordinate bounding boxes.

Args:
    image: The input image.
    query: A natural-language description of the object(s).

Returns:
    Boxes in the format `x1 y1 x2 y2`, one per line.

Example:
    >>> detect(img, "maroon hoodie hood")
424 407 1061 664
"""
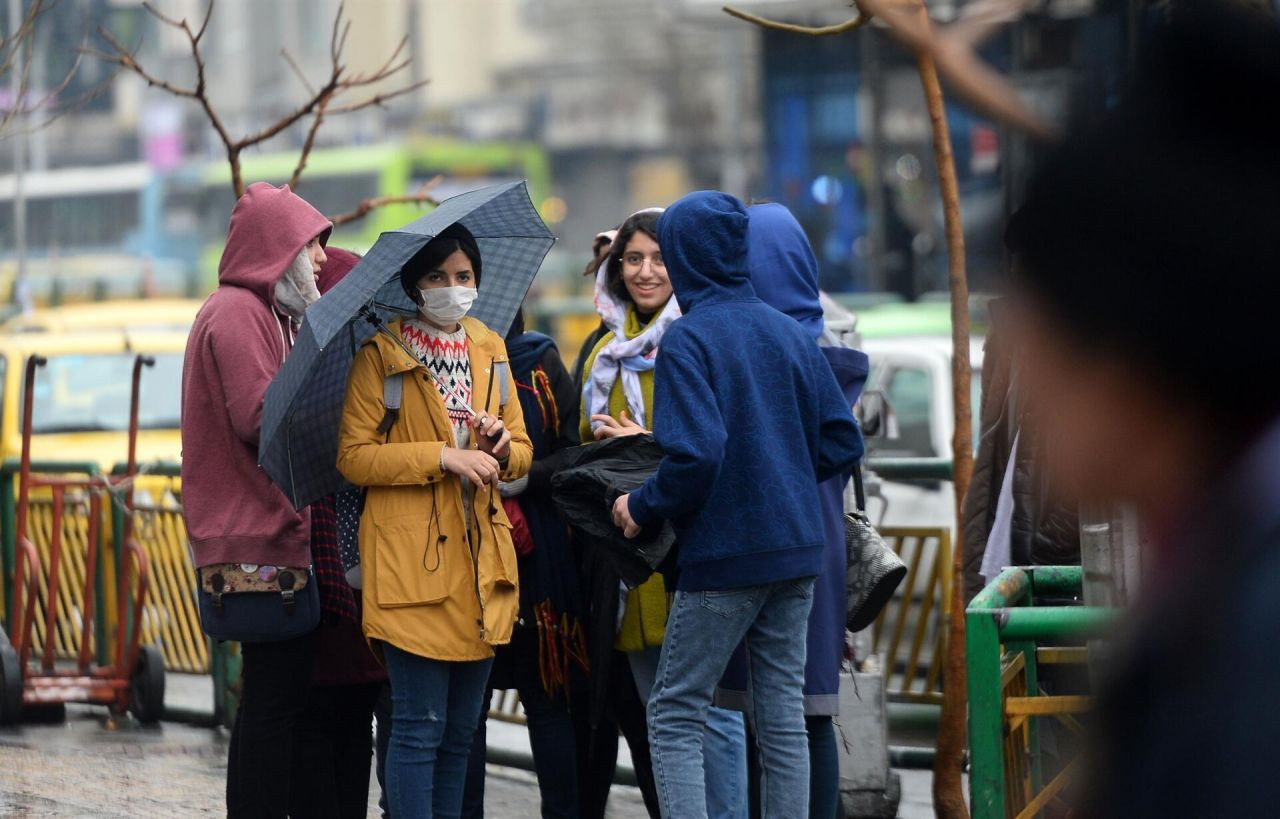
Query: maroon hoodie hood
218 181 332 305
180 184 332 570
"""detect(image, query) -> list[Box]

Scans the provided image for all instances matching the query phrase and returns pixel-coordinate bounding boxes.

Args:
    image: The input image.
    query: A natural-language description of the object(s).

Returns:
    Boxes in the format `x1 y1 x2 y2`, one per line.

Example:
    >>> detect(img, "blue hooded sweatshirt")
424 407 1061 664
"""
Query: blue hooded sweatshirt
627 191 864 591
717 203 869 713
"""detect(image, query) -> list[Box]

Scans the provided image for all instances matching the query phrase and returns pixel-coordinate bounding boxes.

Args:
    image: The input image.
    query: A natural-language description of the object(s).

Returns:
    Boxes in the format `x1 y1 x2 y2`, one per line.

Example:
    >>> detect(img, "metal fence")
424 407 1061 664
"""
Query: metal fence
3 457 958 728
966 565 1117 819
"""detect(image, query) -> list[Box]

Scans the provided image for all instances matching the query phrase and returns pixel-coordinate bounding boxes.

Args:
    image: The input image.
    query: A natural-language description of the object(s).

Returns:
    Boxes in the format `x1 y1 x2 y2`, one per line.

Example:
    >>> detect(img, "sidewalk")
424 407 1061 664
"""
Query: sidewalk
0 671 933 818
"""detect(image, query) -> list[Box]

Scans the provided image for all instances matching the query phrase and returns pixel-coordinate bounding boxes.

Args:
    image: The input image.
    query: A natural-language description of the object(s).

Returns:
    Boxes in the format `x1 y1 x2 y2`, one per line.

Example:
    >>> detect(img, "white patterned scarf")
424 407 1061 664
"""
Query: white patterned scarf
583 238 681 432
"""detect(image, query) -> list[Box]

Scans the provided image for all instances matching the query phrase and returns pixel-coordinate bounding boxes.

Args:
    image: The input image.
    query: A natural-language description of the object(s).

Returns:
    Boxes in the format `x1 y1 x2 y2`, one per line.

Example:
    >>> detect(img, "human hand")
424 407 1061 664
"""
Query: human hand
441 448 501 491
472 412 511 459
612 493 641 539
591 410 649 441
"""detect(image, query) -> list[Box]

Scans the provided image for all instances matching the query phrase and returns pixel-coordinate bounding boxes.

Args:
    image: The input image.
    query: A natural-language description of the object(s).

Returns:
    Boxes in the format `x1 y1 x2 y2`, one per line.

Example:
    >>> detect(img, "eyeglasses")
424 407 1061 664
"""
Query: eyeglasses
622 252 665 271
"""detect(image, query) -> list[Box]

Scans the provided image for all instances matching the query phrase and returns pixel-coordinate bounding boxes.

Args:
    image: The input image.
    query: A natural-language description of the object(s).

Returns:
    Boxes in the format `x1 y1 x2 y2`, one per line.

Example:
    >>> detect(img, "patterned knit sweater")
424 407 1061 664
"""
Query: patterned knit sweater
402 319 472 448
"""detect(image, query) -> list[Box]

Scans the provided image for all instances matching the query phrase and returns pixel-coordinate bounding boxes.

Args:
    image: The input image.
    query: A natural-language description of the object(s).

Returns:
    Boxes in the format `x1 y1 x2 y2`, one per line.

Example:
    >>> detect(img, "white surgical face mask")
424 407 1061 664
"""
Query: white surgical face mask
419 285 478 325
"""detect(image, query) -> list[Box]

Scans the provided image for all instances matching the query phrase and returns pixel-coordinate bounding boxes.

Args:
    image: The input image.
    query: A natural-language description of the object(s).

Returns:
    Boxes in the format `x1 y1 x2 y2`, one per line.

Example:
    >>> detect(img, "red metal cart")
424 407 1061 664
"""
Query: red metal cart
0 354 165 725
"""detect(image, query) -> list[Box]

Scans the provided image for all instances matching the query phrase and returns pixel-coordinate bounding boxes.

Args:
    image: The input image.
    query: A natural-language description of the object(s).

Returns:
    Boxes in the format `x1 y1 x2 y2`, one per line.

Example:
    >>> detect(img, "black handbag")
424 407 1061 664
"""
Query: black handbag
196 563 320 643
845 467 907 632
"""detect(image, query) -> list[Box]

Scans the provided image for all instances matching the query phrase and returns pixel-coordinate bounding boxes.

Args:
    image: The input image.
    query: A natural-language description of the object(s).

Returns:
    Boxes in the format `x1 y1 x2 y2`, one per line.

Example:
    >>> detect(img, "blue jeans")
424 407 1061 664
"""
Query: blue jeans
383 643 494 819
630 648 748 819
648 578 815 819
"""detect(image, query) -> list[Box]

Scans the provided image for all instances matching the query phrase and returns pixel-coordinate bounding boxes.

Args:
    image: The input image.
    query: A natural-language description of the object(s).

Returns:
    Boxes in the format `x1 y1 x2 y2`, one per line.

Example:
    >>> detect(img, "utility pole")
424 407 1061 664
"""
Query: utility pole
8 0 30 313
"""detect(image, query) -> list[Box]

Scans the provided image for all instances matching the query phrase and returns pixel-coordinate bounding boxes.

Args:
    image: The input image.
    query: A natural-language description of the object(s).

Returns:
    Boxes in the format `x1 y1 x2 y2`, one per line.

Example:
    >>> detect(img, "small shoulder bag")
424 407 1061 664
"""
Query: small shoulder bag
845 466 907 633
196 562 320 643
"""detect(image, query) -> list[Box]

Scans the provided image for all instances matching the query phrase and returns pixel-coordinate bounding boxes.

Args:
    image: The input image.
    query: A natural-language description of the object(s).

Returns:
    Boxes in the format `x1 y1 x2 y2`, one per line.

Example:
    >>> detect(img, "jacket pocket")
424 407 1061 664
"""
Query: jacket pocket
372 517 452 607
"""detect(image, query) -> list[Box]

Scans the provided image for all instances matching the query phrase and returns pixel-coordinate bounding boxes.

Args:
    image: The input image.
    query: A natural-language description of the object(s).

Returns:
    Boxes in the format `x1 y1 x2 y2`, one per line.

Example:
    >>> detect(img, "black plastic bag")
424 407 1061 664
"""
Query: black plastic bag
551 434 676 588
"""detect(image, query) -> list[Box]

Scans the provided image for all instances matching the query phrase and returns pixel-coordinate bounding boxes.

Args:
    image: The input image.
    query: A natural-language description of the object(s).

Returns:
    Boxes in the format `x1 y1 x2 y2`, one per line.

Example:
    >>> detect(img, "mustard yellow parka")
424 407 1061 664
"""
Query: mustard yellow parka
337 316 533 661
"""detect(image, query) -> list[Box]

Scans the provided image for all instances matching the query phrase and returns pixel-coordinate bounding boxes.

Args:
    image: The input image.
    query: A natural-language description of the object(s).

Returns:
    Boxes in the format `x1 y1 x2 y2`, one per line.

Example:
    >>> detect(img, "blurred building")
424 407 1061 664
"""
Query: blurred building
4 0 1134 308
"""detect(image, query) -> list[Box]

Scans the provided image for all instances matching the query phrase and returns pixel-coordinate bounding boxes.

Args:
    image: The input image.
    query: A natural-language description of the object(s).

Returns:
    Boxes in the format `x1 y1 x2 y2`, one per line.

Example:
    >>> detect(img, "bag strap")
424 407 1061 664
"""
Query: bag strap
375 372 404 436
493 359 511 421
853 462 868 513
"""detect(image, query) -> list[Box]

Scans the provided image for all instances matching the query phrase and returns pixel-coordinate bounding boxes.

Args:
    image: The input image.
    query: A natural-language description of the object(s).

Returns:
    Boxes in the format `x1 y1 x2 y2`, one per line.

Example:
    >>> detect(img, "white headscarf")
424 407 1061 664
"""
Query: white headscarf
582 209 680 432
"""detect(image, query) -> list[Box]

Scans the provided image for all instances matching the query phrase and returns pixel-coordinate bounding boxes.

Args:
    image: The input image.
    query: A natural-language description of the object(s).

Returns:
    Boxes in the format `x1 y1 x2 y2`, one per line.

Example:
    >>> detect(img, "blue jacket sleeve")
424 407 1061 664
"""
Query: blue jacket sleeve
813 350 864 483
627 345 727 526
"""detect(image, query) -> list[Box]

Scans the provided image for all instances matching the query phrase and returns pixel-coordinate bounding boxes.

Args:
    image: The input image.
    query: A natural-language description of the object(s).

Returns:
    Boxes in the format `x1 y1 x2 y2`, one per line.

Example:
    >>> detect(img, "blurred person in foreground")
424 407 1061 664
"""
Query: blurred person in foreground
1003 4 1280 815
612 192 862 817
181 182 330 817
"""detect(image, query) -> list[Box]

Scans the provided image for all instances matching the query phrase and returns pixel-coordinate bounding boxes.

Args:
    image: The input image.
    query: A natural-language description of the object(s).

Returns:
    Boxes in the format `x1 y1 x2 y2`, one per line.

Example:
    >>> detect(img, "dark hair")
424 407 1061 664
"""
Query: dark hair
506 307 526 340
400 222 483 302
1007 1 1280 423
605 211 661 304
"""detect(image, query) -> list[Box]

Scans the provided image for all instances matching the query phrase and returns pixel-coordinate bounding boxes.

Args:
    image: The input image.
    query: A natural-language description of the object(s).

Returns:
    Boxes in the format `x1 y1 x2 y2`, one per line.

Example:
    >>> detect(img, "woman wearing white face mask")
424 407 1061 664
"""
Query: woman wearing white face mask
337 222 533 818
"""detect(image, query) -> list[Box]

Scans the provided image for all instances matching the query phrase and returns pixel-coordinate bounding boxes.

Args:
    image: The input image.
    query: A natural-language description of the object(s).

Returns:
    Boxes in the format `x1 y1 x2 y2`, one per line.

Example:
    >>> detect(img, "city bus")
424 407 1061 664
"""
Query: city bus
1 139 554 308
192 139 554 288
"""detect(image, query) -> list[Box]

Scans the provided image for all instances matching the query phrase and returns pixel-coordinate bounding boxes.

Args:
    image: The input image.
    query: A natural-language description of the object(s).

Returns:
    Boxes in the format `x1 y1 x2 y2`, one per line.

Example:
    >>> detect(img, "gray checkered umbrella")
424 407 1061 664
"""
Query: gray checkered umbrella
259 180 555 509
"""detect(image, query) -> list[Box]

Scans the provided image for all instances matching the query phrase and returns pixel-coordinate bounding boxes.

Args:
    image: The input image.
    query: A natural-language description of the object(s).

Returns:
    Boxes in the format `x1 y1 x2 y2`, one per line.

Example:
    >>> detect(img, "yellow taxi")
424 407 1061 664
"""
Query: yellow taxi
0 330 186 470
1 299 201 338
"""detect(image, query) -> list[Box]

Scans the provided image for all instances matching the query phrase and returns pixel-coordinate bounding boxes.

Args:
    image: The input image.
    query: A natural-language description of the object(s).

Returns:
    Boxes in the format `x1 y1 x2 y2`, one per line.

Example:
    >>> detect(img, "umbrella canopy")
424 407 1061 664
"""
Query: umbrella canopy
260 180 555 509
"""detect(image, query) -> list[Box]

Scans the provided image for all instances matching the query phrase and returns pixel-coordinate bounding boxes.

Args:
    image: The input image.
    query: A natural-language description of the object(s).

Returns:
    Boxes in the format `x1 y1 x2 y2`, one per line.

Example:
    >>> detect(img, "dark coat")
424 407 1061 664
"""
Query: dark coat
962 302 1079 602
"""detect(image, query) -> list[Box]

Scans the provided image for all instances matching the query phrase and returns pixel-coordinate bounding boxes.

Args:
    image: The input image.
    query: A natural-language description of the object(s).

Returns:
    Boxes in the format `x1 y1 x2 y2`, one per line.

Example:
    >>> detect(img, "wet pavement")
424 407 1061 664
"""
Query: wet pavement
0 705 650 818
0 674 933 817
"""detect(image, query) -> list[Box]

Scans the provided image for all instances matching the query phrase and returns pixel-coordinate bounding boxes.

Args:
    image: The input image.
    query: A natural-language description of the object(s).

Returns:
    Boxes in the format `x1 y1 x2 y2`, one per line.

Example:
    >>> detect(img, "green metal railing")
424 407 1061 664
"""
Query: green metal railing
966 566 1119 819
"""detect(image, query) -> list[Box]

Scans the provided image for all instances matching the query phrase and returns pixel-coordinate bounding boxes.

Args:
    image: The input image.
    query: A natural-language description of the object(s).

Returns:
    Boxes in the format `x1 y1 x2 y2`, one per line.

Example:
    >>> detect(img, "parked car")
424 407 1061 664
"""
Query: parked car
0 330 185 469
862 334 984 530
1 299 201 338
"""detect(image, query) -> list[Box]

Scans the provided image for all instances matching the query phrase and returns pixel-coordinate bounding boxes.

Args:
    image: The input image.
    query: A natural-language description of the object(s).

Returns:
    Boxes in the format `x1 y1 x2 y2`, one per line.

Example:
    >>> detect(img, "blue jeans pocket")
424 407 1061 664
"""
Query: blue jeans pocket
700 588 758 618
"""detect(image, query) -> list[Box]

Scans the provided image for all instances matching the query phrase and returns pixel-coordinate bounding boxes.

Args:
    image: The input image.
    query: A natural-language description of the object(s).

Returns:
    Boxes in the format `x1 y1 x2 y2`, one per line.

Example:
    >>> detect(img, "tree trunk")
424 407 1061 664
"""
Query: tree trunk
915 5 974 818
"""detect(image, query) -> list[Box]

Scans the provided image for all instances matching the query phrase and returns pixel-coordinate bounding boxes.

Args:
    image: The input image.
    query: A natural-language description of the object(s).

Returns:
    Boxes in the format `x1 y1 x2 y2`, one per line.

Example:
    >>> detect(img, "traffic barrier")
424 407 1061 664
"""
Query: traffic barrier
967 566 1117 819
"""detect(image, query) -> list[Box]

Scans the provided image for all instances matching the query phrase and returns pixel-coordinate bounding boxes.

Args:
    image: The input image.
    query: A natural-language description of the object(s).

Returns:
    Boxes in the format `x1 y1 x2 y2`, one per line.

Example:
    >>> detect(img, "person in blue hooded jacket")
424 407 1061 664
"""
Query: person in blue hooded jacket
612 191 863 818
715 203 868 818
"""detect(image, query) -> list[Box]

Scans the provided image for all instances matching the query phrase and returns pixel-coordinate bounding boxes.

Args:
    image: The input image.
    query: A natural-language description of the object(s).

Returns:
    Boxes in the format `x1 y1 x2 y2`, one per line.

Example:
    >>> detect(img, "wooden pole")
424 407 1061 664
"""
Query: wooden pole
915 5 974 818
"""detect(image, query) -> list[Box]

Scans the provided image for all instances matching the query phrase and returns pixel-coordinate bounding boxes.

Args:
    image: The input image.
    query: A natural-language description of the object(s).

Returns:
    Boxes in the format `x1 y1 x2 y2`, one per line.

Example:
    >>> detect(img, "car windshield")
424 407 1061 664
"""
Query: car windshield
866 365 982 459
27 352 183 434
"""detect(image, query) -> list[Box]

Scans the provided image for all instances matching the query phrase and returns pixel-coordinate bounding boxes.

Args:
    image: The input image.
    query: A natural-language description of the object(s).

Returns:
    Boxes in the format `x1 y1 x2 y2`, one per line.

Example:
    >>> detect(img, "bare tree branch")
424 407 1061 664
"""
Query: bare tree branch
288 96 331 191
328 176 443 227
721 4 871 35
90 0 430 206
325 77 430 115
724 0 1054 142
854 0 1055 141
3 0 108 136
281 48 315 95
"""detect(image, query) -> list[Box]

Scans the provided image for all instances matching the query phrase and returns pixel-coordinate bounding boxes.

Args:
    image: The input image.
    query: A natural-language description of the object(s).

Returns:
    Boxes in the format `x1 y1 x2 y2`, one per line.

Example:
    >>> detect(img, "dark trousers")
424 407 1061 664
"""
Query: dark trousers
462 629 582 818
289 681 383 818
745 714 843 819
571 650 661 819
227 631 316 818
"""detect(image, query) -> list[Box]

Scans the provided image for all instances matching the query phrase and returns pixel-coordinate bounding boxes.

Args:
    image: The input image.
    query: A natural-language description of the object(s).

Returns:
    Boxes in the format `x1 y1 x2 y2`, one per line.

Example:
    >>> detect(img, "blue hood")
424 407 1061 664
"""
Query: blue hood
748 203 825 339
656 191 754 312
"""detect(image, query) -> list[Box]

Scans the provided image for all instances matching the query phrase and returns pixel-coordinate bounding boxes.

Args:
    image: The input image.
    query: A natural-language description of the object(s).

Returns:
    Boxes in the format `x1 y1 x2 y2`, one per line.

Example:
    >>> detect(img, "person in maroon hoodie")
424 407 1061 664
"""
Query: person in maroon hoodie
181 181 330 818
